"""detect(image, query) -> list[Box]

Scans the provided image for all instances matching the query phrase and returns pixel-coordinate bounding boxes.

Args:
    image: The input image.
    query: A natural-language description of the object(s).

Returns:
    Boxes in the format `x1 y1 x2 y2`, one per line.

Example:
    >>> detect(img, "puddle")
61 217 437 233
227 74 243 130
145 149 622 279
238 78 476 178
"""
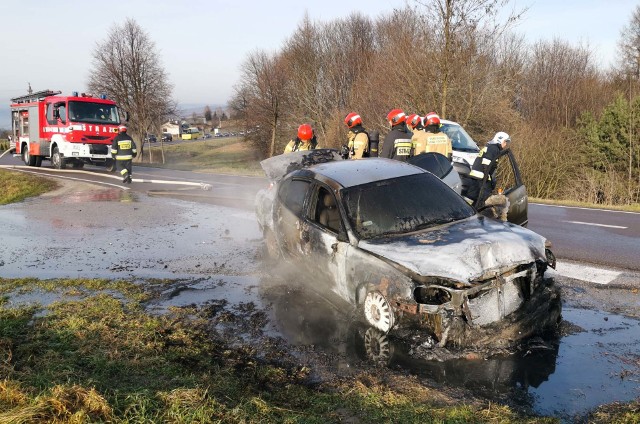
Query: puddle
145 275 262 314
263 285 640 419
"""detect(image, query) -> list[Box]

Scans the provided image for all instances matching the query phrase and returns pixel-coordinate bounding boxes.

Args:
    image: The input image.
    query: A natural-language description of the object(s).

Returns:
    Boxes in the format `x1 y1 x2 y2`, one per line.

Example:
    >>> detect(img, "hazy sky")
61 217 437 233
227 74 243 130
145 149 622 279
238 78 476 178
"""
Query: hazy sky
0 0 638 120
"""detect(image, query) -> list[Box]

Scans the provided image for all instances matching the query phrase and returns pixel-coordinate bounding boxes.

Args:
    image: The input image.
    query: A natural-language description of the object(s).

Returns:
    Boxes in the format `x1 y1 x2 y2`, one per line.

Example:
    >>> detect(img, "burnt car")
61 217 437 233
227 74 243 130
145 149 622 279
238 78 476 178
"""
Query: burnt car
256 150 560 349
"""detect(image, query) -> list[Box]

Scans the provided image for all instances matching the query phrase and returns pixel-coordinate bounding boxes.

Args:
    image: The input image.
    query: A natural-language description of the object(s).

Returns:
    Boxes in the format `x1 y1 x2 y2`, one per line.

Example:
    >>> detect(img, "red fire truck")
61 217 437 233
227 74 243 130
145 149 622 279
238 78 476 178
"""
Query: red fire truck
10 89 126 170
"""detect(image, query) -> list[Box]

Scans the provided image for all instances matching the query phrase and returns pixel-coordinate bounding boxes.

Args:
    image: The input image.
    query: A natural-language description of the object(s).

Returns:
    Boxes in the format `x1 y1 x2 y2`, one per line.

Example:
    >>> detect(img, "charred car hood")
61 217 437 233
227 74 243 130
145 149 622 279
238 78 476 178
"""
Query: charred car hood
357 216 547 283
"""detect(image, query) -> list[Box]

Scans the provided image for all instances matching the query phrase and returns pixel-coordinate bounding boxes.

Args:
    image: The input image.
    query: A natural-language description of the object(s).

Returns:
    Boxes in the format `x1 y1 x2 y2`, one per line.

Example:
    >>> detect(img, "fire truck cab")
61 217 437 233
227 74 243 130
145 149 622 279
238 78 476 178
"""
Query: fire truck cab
10 89 125 170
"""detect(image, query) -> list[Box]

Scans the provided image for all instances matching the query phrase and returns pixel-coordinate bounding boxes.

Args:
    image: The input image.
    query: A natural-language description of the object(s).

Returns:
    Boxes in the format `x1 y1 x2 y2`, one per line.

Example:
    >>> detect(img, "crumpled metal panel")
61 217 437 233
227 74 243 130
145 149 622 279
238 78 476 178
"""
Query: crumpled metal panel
466 271 531 326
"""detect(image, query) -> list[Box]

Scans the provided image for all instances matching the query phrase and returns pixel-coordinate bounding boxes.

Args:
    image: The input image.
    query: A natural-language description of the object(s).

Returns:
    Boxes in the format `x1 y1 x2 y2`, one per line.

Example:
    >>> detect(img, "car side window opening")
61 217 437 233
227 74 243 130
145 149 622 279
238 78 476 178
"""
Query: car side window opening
440 123 477 151
314 187 341 233
278 178 311 216
495 153 517 193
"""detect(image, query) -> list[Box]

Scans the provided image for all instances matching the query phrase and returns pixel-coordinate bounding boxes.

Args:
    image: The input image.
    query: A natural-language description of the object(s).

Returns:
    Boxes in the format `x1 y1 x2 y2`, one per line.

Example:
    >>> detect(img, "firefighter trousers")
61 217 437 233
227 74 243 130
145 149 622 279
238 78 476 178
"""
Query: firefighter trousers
116 159 133 183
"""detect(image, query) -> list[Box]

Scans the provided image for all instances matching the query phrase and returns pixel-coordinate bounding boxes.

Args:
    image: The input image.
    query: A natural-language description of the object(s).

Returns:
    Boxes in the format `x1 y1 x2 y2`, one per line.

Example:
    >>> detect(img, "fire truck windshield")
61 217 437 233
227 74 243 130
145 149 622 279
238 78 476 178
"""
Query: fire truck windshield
68 101 120 125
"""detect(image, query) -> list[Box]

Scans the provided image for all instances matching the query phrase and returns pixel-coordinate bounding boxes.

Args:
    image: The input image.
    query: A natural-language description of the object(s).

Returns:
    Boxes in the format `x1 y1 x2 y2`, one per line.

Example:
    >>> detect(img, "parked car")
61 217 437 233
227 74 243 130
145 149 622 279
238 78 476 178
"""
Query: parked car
145 134 157 143
162 133 173 142
255 150 560 349
203 133 212 139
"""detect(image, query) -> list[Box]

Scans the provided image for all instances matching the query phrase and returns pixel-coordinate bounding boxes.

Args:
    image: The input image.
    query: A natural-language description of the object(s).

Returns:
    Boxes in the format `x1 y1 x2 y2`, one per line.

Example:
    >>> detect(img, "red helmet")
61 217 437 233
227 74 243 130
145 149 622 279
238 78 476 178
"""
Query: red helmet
344 112 362 128
297 124 313 141
386 109 406 126
424 112 441 127
406 113 421 129
118 125 127 132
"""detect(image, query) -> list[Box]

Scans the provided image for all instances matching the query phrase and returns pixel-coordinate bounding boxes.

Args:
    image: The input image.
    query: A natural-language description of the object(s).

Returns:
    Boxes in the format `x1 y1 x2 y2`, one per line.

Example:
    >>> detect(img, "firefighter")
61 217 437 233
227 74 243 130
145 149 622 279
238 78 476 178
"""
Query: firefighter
284 123 318 153
344 112 369 159
380 109 412 162
111 125 138 184
465 131 511 208
405 114 421 133
416 112 452 160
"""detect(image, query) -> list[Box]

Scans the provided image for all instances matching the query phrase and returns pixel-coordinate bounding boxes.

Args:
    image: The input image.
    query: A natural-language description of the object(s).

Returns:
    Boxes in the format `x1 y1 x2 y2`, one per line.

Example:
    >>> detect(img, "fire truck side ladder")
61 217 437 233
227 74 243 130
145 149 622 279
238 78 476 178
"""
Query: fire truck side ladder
10 90 61 104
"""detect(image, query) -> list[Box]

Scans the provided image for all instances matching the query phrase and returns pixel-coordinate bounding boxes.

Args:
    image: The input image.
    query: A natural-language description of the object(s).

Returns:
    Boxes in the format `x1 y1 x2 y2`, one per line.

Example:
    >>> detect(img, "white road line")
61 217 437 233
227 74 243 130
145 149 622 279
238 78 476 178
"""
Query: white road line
531 202 640 215
6 168 130 190
561 220 627 229
549 261 621 285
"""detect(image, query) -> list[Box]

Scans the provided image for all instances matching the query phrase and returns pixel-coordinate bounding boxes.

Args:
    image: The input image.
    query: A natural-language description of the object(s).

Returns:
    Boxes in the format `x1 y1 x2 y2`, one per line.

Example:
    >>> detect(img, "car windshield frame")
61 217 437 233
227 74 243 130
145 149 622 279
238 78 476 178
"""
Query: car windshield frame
341 173 475 240
440 122 478 152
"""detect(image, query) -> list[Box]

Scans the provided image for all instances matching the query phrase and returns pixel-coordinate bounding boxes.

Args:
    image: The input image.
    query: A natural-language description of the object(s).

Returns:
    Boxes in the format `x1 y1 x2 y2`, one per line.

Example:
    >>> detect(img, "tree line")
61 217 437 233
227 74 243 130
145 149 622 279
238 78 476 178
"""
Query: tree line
230 0 640 206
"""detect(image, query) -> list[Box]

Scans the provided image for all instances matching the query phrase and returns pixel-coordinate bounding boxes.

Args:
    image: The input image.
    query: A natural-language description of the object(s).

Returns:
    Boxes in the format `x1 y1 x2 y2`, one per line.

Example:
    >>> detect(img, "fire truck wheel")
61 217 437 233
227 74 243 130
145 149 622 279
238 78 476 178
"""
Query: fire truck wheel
51 147 66 170
106 159 116 172
72 160 84 169
34 156 42 167
22 148 36 166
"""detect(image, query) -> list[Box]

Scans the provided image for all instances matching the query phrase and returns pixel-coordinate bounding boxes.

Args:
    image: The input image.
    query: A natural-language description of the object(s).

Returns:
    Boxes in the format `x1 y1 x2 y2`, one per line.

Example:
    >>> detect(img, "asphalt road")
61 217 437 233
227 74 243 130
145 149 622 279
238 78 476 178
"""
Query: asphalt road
528 203 640 271
2 151 638 271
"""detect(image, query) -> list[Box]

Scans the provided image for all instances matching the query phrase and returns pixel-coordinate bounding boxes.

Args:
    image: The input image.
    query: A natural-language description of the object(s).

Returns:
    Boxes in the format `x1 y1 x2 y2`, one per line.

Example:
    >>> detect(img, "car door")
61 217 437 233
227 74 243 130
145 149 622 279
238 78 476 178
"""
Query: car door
495 150 528 226
302 185 352 303
274 177 313 262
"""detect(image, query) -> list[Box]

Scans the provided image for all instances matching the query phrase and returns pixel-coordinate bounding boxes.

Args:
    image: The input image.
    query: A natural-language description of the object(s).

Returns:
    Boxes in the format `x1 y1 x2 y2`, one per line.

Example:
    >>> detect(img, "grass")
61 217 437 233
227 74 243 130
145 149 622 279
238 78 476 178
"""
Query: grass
0 169 59 205
0 277 591 423
139 137 264 176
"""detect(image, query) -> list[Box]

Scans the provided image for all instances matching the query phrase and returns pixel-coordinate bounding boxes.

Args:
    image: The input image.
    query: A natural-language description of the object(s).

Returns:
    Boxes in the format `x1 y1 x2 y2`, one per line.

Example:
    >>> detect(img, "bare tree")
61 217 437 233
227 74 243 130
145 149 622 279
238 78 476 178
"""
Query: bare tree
88 18 175 162
231 50 290 157
414 0 525 119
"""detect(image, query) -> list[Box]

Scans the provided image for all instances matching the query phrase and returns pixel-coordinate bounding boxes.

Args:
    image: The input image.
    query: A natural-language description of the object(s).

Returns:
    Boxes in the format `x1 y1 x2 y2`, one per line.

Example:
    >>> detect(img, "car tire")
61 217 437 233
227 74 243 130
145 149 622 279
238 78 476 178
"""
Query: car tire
22 146 36 166
34 156 42 167
51 147 66 169
363 291 395 333
106 159 116 172
363 327 392 365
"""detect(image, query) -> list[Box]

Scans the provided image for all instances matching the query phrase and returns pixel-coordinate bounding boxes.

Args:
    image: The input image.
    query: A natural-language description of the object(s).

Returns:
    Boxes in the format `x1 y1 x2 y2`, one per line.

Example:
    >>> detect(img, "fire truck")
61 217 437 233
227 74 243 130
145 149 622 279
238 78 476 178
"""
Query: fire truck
10 89 126 170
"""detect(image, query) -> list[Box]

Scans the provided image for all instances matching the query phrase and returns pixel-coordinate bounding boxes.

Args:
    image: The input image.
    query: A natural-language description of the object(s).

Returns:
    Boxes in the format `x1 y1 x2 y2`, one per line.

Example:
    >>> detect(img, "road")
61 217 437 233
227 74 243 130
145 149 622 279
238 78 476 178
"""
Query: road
1 151 638 272
528 203 640 272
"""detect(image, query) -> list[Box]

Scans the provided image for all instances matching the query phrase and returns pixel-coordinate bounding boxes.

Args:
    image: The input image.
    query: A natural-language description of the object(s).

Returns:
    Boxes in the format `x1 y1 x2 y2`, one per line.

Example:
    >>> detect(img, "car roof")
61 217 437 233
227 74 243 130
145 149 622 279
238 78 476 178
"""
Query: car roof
299 158 425 188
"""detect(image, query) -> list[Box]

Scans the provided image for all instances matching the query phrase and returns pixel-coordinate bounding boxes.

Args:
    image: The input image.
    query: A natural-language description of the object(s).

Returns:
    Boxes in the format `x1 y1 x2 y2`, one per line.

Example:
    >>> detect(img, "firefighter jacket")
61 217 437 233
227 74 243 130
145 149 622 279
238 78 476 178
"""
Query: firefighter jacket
284 135 318 153
469 142 503 183
413 128 452 159
111 132 137 160
411 129 428 156
347 125 369 159
381 124 412 162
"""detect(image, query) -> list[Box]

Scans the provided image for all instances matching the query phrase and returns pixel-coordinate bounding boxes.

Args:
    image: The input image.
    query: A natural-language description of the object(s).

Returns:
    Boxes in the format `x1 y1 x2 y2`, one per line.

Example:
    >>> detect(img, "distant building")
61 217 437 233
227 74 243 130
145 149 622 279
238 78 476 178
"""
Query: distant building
162 122 181 137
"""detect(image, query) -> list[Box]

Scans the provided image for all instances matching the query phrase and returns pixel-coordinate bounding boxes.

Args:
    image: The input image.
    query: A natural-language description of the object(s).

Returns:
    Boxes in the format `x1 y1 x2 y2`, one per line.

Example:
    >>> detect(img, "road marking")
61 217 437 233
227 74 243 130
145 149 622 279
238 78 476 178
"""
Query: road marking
549 261 622 285
6 168 129 190
561 220 627 229
531 202 640 215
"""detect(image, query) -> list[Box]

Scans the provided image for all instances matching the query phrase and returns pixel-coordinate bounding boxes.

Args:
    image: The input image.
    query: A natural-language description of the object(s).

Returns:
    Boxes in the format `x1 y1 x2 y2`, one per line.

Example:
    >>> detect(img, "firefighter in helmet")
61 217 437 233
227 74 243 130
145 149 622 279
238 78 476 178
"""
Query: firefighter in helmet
418 112 452 160
465 131 511 208
284 124 318 153
344 112 369 159
111 125 138 184
380 109 412 162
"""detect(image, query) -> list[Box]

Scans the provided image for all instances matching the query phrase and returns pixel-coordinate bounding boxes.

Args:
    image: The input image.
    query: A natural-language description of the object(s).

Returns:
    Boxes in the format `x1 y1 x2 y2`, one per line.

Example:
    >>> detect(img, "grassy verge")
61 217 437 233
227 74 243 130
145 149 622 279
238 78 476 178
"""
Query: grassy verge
0 169 59 205
139 137 263 176
530 197 640 213
0 278 585 423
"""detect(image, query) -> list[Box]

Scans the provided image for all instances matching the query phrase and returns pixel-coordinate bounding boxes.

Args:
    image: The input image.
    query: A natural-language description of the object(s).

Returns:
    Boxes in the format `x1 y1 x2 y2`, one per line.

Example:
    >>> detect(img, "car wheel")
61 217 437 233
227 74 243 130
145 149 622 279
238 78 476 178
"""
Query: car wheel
363 327 392 365
106 159 116 172
22 146 36 166
363 291 395 333
51 147 66 169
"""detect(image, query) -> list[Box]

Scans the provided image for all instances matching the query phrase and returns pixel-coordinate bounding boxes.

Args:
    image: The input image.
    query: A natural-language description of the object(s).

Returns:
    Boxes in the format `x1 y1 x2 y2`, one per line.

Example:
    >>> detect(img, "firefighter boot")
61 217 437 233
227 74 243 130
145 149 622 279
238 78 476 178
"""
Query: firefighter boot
126 176 133 184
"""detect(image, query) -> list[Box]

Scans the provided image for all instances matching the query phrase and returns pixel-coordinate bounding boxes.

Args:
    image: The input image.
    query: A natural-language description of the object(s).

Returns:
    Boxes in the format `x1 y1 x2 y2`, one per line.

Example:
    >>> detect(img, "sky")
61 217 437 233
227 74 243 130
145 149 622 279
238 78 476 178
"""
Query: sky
0 0 638 127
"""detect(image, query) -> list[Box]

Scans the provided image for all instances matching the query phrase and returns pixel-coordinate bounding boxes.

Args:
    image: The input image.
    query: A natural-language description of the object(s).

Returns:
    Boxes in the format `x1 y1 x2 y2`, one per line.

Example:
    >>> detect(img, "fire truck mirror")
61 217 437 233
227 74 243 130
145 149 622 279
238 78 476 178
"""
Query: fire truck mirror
124 111 130 122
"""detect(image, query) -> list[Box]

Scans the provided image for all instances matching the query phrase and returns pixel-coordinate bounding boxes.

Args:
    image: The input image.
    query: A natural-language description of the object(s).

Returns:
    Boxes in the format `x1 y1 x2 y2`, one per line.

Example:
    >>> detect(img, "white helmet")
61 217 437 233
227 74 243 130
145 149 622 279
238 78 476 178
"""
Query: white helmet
492 131 510 144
